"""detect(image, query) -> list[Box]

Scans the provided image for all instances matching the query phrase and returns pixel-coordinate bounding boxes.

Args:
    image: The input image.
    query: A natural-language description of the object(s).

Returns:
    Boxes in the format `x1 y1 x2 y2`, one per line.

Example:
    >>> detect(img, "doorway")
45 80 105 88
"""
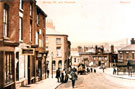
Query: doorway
98 61 101 66
28 56 30 84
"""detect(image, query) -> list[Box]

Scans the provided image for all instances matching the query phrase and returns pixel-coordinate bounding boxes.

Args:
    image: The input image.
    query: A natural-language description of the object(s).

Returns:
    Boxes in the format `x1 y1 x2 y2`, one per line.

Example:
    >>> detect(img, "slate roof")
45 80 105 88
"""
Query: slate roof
119 44 135 51
46 28 68 36
71 51 80 56
86 48 95 53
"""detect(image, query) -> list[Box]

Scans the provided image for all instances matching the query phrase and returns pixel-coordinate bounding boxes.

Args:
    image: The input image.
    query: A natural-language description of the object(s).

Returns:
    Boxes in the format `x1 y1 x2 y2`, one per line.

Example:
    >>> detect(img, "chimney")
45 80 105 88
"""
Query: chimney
77 46 82 53
111 45 114 54
131 38 135 44
101 45 104 53
95 45 98 53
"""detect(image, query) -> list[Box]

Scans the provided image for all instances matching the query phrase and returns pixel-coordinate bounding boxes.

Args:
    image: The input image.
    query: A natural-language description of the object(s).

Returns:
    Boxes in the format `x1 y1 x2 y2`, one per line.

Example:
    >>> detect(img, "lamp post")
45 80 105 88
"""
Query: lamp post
51 52 54 78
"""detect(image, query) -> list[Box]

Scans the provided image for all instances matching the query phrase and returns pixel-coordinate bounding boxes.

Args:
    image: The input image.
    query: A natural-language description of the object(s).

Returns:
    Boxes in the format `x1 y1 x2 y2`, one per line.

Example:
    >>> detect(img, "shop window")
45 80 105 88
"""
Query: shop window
19 55 25 79
42 58 45 74
16 52 19 81
31 56 35 77
4 52 14 84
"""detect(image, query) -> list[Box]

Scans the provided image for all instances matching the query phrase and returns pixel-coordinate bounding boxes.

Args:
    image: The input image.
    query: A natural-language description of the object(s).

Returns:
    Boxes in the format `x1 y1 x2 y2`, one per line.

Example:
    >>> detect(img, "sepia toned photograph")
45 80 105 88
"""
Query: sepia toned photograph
0 0 135 89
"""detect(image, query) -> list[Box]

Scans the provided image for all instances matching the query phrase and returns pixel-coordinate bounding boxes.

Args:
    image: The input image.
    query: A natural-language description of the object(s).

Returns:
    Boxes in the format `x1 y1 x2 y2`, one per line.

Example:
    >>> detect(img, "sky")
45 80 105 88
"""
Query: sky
37 0 135 43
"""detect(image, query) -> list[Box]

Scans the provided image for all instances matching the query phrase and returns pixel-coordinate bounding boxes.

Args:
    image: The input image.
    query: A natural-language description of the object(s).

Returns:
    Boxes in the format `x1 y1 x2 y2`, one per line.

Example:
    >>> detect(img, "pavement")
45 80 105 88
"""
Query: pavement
96 67 135 80
57 69 135 89
17 68 135 89
18 75 61 89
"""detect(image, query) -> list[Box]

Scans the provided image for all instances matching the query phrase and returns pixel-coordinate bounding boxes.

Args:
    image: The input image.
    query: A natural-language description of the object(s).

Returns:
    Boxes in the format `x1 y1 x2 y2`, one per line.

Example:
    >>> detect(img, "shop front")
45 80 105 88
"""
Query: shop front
15 43 35 87
35 48 47 82
0 41 18 89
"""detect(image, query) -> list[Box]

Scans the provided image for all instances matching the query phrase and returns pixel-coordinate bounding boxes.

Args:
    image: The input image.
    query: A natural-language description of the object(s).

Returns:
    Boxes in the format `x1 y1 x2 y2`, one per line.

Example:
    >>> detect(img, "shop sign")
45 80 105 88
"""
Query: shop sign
22 48 34 55
37 54 42 57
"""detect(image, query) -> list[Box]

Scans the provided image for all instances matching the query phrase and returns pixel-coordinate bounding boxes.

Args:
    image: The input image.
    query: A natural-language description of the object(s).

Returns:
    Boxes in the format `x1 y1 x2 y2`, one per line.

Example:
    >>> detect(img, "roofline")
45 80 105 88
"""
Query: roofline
46 34 68 37
118 50 135 52
80 52 111 55
36 5 47 17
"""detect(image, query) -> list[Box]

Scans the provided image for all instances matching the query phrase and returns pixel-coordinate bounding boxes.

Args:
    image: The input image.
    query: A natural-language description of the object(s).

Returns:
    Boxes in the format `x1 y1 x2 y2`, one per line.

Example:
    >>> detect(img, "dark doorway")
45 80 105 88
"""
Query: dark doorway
28 56 30 84
16 52 19 81
98 61 101 66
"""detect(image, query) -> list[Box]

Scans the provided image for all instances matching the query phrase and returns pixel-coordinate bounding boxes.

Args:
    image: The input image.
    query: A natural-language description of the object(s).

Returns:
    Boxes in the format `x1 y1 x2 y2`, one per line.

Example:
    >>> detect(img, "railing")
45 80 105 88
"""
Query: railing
116 60 135 76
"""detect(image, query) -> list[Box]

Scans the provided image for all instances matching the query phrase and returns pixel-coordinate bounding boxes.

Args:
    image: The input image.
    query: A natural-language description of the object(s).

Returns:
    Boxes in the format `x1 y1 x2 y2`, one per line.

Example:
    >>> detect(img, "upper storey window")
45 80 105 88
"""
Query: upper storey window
37 14 39 25
30 2 32 16
19 0 23 10
19 17 23 41
56 38 61 44
3 4 9 38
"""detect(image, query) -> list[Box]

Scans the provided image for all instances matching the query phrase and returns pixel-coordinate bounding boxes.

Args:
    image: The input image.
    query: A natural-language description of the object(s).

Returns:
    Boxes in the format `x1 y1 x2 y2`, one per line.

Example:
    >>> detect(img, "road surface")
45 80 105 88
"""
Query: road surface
57 72 135 89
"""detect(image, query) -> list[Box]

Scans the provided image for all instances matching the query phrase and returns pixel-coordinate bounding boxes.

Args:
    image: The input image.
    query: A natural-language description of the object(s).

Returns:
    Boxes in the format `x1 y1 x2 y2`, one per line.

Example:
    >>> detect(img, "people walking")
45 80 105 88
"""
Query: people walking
90 67 93 72
56 68 61 83
73 67 77 72
103 68 104 72
71 71 78 88
113 68 116 75
94 69 96 73
63 69 66 83
60 71 64 83
87 67 90 73
65 72 68 83
103 65 105 73
47 69 49 78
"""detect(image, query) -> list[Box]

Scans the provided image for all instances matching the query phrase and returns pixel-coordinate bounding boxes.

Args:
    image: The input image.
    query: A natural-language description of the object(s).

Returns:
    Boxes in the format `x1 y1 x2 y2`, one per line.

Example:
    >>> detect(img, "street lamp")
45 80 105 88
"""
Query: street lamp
51 52 54 78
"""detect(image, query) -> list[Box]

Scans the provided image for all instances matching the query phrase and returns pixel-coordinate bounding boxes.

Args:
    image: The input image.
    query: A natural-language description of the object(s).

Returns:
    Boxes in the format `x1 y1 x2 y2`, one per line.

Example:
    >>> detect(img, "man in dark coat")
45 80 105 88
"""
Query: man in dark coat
90 67 93 72
71 71 78 88
56 68 60 82
60 71 64 83
47 69 49 78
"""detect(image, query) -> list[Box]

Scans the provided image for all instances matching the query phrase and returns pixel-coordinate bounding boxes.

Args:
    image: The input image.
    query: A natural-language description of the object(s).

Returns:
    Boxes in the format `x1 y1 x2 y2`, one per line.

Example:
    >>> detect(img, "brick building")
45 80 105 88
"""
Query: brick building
46 28 70 77
0 0 47 89
118 38 135 64
71 51 81 69
80 45 117 68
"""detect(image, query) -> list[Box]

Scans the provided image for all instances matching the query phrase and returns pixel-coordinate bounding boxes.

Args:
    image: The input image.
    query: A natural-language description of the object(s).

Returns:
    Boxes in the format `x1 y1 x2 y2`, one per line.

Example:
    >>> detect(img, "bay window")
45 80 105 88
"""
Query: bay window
4 52 14 84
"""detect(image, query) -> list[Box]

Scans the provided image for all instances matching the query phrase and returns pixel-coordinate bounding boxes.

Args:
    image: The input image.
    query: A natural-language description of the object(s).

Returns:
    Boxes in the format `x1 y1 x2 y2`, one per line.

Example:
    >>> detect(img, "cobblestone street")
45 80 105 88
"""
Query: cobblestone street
57 71 135 89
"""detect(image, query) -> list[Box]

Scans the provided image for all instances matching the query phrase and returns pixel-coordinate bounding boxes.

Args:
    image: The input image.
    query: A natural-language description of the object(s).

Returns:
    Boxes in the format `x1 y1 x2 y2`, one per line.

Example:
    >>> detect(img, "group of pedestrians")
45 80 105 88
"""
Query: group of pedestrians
87 67 96 73
56 67 78 88
56 68 69 83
